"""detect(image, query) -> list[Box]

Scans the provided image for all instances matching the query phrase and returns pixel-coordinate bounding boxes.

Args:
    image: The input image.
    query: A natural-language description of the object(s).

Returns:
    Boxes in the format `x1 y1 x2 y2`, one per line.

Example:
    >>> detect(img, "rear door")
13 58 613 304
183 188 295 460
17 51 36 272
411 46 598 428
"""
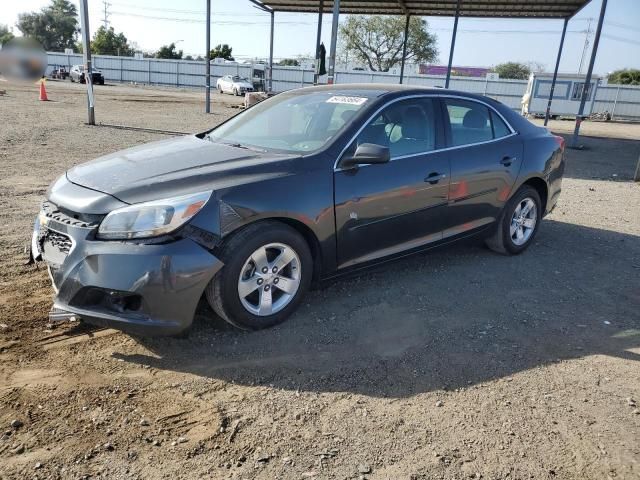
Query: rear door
440 97 523 238
334 96 450 269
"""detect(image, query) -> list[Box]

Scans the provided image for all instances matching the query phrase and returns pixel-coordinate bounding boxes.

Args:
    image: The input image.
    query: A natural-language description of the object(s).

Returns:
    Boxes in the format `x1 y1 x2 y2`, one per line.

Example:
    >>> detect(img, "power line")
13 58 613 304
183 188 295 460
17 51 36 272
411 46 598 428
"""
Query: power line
604 20 638 32
109 11 316 25
603 33 640 46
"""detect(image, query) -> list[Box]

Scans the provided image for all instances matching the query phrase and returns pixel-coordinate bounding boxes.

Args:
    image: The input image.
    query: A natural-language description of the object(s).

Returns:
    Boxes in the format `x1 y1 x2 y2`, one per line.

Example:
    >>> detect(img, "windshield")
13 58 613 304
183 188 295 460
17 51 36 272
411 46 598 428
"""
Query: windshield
232 75 248 82
207 91 370 153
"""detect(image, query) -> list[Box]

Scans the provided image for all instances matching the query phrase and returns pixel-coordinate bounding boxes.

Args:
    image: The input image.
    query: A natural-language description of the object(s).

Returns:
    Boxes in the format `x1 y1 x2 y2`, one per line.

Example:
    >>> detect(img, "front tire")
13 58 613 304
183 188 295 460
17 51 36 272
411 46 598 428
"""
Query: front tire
485 185 542 255
205 221 313 330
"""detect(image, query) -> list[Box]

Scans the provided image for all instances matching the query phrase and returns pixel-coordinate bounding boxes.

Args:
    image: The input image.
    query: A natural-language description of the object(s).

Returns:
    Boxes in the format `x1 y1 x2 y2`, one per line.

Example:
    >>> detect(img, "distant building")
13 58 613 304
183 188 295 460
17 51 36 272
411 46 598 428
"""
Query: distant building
419 65 490 77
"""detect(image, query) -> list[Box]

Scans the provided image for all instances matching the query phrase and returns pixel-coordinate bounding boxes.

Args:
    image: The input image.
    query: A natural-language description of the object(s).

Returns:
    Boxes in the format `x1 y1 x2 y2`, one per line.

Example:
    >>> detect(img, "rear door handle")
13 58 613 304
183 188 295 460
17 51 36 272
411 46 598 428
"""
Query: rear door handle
424 172 447 184
501 156 515 167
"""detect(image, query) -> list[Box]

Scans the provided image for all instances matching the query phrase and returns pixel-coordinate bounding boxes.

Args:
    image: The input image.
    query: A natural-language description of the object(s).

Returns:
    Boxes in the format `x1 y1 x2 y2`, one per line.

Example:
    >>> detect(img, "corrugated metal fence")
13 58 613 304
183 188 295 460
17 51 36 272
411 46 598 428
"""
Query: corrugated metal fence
47 52 640 119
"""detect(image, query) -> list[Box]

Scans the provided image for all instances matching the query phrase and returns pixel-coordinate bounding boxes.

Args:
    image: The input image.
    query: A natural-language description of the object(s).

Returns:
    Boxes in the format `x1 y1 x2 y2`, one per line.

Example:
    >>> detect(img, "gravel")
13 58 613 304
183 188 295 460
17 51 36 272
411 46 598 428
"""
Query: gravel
0 79 638 479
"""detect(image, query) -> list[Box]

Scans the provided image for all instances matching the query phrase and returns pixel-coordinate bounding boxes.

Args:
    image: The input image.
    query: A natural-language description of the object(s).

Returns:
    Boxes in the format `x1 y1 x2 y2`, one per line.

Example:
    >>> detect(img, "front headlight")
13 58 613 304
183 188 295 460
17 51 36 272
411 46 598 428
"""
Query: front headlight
97 191 212 240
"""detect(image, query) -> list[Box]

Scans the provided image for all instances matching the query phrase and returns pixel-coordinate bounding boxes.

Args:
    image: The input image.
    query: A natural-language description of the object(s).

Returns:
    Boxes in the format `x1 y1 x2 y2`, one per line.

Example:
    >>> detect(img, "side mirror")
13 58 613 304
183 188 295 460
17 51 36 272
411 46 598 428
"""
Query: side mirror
341 143 390 169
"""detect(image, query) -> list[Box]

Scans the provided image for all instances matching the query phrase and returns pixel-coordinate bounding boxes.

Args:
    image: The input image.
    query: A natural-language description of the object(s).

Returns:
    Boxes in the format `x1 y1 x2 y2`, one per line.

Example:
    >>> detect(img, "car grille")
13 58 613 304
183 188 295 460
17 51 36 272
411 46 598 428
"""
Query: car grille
41 201 102 229
45 230 73 255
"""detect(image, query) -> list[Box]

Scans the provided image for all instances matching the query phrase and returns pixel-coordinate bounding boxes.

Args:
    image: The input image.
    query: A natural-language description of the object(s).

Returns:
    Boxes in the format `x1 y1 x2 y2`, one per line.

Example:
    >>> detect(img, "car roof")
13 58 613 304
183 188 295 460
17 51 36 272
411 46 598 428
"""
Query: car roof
290 83 488 99
287 83 539 135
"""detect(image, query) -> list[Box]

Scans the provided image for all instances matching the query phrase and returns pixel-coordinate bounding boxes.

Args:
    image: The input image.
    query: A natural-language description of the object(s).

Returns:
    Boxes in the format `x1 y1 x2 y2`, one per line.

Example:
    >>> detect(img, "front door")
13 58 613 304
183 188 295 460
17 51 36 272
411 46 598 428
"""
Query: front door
334 97 451 269
440 97 523 238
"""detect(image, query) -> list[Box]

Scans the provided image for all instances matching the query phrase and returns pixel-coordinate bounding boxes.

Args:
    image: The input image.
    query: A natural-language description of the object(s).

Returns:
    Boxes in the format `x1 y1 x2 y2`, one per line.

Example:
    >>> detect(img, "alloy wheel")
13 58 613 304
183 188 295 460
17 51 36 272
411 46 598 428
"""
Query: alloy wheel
510 197 537 246
237 243 301 316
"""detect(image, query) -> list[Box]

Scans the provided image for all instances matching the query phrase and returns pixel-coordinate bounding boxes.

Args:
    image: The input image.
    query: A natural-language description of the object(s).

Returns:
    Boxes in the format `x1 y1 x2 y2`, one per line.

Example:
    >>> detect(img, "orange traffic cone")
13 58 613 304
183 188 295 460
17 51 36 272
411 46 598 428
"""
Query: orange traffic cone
39 78 49 101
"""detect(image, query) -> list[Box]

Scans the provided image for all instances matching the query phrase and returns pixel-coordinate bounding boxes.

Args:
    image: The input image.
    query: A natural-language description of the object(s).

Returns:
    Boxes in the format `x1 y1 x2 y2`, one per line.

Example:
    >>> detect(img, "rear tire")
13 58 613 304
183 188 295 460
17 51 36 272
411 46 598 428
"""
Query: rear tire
485 185 542 255
205 221 312 330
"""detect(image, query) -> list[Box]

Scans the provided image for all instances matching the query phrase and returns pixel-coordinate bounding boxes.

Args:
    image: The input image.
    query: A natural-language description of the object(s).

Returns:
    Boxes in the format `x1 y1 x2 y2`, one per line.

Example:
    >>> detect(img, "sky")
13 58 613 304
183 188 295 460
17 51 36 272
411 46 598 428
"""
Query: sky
2 0 639 75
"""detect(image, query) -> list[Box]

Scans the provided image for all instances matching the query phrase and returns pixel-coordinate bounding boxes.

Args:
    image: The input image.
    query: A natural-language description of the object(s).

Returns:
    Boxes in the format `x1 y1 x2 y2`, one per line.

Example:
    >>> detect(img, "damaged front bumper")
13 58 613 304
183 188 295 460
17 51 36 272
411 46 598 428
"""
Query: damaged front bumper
31 204 223 336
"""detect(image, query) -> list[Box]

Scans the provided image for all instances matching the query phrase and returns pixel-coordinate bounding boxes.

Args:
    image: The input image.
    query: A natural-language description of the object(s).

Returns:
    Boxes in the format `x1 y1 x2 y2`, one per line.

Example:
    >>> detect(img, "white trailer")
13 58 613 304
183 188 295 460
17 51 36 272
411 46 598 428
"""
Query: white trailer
521 72 602 119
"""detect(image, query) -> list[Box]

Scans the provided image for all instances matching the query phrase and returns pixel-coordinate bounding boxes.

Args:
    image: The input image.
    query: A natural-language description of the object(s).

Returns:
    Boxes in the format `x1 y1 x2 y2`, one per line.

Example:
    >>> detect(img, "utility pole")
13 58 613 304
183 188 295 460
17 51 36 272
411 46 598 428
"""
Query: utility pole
327 0 340 85
205 0 211 113
79 0 95 125
578 18 592 75
102 1 111 29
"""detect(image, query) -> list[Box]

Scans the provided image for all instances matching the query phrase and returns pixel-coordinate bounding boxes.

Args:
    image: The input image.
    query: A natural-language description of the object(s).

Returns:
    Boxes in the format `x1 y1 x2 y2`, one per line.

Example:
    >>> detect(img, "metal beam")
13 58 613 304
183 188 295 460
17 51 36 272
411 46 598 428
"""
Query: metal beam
544 17 569 126
260 0 584 17
327 0 340 84
78 0 94 125
269 10 275 91
313 0 324 85
396 0 409 16
205 0 211 113
399 15 410 84
570 0 607 148
445 0 461 89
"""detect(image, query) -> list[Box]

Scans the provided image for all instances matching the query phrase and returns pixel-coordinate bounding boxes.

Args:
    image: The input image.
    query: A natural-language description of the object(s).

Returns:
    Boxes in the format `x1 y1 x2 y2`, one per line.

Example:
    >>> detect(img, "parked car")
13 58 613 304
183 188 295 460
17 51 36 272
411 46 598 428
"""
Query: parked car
217 74 254 95
69 64 104 85
31 85 565 336
49 65 69 80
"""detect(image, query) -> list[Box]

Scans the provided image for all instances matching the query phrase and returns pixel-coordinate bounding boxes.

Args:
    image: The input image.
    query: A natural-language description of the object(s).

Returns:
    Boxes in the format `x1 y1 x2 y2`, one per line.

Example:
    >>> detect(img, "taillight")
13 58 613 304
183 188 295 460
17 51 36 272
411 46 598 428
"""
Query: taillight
554 135 565 151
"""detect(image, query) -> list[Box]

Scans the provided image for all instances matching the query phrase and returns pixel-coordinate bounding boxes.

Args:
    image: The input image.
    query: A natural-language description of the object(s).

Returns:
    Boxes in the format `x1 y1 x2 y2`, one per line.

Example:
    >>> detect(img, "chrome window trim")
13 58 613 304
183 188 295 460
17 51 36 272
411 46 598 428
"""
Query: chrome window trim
334 93 518 172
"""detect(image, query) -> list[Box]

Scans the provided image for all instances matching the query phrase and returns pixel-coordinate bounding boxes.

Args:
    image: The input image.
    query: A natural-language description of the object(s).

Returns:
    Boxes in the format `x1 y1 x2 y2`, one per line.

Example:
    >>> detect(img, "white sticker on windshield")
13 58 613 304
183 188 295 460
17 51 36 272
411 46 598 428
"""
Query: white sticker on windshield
326 96 368 105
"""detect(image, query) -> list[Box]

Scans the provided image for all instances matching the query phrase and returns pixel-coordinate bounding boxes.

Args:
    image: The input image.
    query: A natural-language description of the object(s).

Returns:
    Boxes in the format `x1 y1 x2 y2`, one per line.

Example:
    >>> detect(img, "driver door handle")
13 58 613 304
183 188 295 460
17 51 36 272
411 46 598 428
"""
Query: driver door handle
501 156 515 167
424 172 447 184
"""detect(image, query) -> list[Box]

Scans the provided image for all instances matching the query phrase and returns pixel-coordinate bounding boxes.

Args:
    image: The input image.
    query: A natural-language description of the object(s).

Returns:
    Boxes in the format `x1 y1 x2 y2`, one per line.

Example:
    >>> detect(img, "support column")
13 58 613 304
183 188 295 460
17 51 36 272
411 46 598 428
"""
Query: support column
327 0 340 85
570 0 607 147
399 15 410 84
78 0 94 125
445 0 461 89
544 18 569 126
269 10 274 92
313 0 324 85
205 0 211 113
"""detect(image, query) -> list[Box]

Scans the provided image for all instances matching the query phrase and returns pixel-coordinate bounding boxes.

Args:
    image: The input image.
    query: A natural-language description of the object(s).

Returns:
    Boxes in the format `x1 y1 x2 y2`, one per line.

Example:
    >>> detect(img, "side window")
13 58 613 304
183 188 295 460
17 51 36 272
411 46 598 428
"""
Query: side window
445 99 493 146
490 110 511 139
350 98 437 159
571 82 592 101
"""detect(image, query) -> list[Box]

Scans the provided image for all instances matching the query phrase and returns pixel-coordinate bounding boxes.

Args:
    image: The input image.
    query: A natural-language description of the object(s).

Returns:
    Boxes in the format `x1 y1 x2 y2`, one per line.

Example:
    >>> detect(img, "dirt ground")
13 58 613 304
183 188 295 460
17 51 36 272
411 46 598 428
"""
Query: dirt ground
1 79 639 480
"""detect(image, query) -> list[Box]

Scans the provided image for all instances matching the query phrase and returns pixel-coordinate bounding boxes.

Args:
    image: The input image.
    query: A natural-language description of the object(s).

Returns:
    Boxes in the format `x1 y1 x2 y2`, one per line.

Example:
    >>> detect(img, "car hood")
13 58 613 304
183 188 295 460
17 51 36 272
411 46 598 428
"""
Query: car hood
66 135 300 205
233 81 253 88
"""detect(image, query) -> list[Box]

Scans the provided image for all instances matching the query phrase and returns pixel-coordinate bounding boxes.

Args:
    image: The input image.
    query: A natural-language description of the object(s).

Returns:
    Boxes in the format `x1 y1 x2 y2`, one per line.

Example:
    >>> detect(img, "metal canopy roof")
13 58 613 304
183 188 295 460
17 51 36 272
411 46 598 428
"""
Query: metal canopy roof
257 1 592 18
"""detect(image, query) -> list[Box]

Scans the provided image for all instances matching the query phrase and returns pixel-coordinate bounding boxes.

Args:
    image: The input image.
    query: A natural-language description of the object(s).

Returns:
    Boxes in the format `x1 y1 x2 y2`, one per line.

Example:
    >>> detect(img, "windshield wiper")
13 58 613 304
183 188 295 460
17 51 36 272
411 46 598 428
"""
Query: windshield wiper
205 136 266 152
221 141 266 153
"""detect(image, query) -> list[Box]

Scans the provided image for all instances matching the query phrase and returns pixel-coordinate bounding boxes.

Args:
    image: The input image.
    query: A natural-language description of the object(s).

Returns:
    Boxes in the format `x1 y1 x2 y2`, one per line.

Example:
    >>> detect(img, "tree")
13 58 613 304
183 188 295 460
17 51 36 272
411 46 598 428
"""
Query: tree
0 24 15 46
278 58 299 66
91 26 134 56
155 43 183 59
17 0 78 51
493 62 531 80
339 15 437 72
608 69 640 85
210 44 234 61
